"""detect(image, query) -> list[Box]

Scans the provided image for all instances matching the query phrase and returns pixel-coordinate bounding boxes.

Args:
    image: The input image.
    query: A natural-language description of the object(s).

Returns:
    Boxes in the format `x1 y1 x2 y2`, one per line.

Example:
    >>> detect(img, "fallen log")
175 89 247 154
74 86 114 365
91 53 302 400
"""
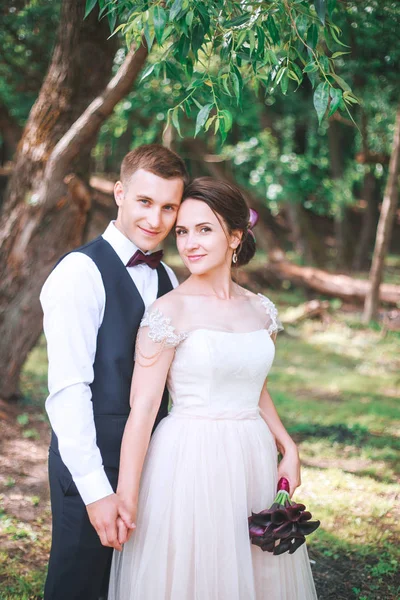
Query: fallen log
281 300 330 324
267 261 400 306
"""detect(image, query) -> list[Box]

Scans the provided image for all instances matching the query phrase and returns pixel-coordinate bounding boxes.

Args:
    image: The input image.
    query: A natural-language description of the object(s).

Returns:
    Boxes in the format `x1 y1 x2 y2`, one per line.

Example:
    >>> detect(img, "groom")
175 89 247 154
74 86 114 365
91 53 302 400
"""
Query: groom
40 144 188 600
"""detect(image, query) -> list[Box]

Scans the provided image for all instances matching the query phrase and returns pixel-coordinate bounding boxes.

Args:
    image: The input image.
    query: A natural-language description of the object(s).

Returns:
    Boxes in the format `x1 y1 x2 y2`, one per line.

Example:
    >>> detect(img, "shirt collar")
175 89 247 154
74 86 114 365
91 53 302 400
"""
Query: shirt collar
102 221 141 266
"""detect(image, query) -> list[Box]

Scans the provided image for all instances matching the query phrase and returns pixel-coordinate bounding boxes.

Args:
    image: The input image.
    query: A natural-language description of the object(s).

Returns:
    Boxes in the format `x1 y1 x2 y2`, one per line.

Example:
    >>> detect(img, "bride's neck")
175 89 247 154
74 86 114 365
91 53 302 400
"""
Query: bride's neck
186 269 236 300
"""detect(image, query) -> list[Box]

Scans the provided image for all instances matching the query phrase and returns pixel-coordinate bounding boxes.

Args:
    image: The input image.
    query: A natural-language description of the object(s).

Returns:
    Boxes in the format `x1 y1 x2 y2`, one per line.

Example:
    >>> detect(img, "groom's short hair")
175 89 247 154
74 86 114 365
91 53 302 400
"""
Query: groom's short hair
121 144 188 186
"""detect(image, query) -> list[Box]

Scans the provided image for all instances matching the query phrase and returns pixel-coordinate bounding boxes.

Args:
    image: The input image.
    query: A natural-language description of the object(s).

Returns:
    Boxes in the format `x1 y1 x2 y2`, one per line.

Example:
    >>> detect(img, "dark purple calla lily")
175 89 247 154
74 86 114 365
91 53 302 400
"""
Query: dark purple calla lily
248 477 320 555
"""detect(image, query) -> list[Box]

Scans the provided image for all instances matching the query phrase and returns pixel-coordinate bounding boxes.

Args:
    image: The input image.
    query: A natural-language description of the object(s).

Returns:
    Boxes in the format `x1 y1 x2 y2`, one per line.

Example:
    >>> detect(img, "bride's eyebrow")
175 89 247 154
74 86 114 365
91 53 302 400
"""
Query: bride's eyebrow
175 221 213 228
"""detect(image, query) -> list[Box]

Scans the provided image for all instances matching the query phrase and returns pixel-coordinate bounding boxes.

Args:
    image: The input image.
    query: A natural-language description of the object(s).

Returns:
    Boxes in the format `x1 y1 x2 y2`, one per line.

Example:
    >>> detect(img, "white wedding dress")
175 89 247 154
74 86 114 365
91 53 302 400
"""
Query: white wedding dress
108 294 318 599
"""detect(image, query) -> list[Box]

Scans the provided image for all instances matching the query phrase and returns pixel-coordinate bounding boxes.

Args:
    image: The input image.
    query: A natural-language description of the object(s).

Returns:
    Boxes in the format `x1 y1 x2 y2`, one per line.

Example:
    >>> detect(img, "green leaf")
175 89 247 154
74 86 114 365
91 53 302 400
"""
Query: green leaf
191 24 204 57
248 30 256 56
313 82 329 124
296 13 308 38
205 115 216 132
343 91 359 104
170 0 183 21
266 16 280 45
266 49 279 66
143 22 155 52
280 70 289 94
84 0 98 19
328 87 342 116
171 108 182 137
221 74 232 97
307 69 318 88
162 24 174 43
219 117 228 145
187 78 205 91
307 24 318 50
231 67 243 105
314 0 326 25
106 7 117 33
195 103 213 137
328 25 349 47
186 10 194 28
320 55 329 73
331 51 350 58
331 73 351 92
176 34 190 59
235 30 247 51
304 61 318 73
224 13 252 28
327 0 337 18
220 109 233 133
153 6 167 45
275 66 286 86
140 63 155 83
185 57 193 78
256 26 265 57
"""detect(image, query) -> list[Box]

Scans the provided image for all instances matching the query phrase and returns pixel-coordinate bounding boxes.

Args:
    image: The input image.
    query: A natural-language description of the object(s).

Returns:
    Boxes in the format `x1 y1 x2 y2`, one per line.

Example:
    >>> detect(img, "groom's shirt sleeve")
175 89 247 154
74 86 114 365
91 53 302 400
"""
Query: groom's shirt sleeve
40 253 114 505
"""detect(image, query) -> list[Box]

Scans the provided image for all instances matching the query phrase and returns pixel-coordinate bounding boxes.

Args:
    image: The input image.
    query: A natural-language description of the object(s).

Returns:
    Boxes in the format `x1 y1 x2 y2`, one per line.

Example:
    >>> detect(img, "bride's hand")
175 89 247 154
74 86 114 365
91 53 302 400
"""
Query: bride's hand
116 496 137 546
277 445 301 497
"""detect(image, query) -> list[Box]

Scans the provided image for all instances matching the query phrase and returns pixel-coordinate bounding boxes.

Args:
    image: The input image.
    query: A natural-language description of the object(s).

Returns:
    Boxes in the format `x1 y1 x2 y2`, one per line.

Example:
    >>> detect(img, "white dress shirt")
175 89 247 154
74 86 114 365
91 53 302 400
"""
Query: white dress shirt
40 222 178 505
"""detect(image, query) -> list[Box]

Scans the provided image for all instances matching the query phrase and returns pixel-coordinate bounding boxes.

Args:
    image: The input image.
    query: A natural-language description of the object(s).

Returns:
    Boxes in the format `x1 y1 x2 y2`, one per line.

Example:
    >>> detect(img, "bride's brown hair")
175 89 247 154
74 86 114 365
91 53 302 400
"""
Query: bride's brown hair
181 177 256 267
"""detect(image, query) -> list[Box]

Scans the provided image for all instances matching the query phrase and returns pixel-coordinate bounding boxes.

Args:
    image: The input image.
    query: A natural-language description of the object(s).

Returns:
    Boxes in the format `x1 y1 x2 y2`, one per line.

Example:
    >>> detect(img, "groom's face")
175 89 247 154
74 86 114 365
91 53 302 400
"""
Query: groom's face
114 169 184 251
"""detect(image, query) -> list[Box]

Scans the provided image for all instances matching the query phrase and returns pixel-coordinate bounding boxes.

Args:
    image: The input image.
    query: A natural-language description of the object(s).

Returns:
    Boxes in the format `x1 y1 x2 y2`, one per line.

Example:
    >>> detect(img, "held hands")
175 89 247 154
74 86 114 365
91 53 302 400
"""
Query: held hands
277 444 301 497
86 493 136 551
116 497 137 546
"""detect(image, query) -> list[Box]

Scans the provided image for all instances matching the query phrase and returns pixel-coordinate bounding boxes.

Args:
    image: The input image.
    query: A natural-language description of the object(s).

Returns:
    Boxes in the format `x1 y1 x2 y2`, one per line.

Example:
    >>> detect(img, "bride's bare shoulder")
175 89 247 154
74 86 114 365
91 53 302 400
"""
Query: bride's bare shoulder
145 287 189 327
234 285 258 301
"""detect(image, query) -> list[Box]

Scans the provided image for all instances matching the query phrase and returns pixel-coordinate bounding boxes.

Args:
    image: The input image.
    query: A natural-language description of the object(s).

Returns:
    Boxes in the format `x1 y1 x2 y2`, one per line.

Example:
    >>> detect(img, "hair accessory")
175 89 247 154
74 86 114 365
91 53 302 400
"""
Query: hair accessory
248 208 259 241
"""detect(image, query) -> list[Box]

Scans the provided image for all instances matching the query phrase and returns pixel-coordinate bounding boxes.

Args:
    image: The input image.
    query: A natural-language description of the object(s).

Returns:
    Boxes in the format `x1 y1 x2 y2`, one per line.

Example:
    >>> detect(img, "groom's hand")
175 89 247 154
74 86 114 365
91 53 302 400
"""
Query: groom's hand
86 493 135 551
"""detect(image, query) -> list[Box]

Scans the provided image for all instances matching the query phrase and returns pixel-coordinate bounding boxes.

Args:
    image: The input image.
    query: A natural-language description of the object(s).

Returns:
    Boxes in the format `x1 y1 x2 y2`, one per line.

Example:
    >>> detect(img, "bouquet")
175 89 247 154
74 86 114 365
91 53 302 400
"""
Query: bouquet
248 477 320 555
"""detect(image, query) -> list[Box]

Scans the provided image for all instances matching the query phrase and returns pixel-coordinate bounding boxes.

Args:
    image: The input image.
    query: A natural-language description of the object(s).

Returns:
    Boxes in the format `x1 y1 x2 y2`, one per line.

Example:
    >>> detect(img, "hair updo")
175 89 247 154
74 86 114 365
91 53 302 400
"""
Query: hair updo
181 177 256 267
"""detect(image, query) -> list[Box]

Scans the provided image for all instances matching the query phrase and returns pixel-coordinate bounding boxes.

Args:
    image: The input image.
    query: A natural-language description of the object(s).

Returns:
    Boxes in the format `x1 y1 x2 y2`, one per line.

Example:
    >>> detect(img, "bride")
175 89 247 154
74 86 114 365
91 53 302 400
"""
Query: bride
108 177 318 599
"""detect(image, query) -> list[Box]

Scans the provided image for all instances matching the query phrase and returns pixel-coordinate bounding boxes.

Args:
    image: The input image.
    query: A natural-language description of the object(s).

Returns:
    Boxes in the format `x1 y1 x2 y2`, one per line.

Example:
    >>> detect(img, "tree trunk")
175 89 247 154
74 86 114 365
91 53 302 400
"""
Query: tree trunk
363 107 400 322
352 170 379 271
328 120 354 270
0 1 148 400
285 202 327 268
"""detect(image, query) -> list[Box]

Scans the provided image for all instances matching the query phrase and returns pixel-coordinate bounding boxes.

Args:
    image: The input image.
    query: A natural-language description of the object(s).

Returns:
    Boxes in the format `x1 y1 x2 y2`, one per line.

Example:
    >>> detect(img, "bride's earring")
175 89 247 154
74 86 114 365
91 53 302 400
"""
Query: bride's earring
232 250 238 264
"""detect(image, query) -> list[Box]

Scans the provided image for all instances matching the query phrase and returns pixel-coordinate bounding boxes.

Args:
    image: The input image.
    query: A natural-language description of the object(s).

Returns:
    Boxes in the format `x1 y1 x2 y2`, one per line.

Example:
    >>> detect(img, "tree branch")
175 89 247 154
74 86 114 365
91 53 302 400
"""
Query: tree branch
44 42 148 190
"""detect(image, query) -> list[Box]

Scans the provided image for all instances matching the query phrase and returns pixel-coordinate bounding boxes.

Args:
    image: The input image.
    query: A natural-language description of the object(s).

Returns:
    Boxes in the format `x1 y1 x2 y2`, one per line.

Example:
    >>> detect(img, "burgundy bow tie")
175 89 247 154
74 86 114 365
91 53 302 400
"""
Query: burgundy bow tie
126 249 164 269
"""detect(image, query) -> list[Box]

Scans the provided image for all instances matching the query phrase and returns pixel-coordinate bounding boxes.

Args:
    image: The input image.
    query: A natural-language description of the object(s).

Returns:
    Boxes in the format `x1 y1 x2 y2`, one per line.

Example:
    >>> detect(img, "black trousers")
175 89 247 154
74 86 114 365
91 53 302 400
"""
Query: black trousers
44 449 118 600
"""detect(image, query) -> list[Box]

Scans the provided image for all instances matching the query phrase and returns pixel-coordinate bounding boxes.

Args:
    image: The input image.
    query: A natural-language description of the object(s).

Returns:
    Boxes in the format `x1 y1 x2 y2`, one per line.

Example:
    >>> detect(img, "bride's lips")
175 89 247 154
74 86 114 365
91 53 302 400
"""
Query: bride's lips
187 254 206 262
138 226 161 237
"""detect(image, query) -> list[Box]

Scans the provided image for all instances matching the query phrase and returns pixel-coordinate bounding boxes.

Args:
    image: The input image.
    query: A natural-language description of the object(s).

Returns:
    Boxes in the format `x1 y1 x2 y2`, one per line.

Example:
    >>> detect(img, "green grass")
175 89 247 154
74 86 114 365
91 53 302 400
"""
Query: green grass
266 306 400 599
1 292 399 600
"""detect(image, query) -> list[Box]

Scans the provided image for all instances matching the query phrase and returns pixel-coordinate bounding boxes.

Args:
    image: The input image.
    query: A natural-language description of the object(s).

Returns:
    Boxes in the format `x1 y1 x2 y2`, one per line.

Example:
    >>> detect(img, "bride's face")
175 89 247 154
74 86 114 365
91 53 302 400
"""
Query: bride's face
175 199 240 275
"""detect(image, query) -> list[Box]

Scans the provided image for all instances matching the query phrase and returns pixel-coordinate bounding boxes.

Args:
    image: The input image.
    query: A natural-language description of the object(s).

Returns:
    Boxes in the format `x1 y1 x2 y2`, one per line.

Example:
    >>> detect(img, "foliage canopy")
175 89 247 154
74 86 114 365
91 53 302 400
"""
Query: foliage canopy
87 0 358 142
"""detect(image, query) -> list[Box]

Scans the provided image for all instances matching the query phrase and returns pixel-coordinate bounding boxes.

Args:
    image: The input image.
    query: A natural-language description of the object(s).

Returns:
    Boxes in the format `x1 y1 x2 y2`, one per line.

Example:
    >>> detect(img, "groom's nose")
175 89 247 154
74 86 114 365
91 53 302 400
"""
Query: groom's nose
146 208 162 230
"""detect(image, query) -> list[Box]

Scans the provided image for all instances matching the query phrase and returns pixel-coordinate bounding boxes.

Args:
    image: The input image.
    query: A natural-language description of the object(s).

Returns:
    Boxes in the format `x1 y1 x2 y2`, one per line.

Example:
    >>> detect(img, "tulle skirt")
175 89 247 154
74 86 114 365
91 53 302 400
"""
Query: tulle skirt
108 410 318 600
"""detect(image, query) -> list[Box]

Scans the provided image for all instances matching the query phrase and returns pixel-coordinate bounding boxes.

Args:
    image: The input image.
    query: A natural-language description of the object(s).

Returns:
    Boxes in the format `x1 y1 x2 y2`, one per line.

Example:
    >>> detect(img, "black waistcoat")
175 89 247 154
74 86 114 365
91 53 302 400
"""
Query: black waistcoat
50 236 173 470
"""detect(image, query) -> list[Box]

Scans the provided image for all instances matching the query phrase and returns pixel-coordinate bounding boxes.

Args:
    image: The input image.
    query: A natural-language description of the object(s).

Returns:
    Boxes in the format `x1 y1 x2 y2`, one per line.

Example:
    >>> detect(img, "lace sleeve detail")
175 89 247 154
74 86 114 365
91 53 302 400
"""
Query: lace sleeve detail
257 293 284 336
140 308 188 348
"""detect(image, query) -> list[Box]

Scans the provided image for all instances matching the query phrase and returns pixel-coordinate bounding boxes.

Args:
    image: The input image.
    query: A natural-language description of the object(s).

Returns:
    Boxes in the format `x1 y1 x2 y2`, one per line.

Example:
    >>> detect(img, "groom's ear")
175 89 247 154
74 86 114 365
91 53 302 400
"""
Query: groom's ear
114 181 125 207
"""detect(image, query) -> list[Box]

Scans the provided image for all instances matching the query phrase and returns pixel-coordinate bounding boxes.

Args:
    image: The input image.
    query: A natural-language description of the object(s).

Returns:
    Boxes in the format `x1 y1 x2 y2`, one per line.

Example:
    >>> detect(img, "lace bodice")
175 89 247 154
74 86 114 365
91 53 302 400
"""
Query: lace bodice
140 293 282 346
137 294 282 418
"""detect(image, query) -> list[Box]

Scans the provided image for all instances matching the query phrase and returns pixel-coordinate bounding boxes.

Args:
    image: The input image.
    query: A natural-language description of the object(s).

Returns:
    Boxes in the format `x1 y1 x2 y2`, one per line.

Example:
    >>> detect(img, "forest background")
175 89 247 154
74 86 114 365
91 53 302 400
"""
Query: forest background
0 1 399 598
